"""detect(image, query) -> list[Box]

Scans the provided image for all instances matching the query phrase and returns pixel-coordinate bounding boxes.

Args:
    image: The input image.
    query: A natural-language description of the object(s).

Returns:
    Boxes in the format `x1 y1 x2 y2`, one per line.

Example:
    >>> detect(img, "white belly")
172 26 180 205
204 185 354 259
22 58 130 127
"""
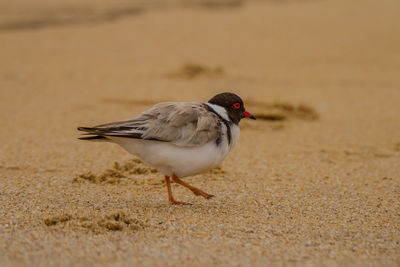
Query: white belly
110 124 240 178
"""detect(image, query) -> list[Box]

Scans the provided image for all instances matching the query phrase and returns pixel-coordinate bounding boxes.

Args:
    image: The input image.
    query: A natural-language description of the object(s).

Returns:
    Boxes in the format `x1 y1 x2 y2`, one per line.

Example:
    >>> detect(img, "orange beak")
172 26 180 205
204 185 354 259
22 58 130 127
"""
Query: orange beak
244 111 256 120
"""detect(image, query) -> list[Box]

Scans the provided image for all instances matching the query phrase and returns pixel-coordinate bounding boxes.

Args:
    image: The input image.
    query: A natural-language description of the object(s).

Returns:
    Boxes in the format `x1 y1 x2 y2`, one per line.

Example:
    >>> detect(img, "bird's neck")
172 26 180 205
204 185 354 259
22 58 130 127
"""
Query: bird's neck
205 103 230 122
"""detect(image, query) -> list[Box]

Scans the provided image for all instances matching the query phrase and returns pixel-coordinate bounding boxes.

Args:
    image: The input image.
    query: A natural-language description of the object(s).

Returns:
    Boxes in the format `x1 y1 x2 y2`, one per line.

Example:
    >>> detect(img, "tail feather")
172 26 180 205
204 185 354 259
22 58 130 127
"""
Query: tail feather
77 125 146 139
78 135 107 141
78 126 108 141
77 126 99 133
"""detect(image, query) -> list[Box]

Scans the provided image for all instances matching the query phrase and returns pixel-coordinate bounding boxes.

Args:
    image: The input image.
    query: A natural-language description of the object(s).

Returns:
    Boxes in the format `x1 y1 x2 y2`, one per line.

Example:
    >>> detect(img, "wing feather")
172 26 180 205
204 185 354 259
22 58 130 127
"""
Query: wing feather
78 102 221 147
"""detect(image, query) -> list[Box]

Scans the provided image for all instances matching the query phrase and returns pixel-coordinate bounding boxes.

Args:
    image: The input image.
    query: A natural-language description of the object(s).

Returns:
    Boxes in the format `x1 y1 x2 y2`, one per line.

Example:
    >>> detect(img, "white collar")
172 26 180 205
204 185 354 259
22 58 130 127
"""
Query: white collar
205 103 230 121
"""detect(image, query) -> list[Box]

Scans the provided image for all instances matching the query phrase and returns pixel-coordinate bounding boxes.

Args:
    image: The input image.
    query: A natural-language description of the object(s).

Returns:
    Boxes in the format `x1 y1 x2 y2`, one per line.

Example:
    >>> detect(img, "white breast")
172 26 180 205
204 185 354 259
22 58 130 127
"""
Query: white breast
110 124 240 178
229 123 240 148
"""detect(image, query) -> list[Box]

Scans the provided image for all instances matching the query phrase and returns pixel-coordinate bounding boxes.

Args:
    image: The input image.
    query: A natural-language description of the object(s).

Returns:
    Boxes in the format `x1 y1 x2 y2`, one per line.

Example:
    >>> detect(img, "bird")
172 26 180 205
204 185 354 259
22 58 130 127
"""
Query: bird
77 92 256 204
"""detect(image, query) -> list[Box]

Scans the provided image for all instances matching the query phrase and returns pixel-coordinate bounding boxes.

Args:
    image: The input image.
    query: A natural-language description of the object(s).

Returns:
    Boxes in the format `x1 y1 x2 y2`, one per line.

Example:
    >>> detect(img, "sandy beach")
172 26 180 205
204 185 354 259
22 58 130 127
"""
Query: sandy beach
0 0 399 266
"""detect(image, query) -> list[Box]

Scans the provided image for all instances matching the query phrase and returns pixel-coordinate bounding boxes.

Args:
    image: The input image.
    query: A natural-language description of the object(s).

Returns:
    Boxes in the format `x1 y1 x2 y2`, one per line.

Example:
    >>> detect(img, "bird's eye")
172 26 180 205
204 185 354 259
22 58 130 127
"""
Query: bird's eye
233 103 241 109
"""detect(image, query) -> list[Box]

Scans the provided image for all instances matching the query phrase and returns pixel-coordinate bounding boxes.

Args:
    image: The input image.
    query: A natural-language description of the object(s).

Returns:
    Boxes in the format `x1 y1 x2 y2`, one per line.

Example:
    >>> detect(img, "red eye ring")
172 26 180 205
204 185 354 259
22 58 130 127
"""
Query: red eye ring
233 102 241 109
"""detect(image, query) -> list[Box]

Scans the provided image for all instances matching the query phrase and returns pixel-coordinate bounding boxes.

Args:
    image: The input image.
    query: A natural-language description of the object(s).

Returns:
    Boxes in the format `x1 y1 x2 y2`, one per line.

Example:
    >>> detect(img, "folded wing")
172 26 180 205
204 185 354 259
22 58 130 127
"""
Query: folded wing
78 102 221 147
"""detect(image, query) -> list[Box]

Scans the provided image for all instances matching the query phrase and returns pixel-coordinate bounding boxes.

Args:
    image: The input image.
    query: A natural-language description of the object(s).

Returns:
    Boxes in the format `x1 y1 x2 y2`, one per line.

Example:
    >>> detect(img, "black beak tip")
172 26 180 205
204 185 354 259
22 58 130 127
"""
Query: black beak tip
250 114 256 120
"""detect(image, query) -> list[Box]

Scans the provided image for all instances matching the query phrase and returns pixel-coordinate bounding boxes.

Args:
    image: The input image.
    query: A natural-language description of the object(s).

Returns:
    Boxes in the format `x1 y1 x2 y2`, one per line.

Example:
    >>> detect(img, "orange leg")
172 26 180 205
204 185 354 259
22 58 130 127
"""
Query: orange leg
165 175 190 205
171 173 214 200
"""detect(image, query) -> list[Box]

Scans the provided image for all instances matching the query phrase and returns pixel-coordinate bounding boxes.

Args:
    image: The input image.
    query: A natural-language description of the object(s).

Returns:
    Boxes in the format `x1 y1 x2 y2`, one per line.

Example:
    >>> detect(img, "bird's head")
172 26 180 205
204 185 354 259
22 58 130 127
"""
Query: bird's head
208 92 256 124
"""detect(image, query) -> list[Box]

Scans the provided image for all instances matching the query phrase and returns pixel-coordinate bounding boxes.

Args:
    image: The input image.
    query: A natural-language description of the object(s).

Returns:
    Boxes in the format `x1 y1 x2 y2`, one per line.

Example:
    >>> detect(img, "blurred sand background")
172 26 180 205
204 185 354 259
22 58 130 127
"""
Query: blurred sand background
0 0 400 266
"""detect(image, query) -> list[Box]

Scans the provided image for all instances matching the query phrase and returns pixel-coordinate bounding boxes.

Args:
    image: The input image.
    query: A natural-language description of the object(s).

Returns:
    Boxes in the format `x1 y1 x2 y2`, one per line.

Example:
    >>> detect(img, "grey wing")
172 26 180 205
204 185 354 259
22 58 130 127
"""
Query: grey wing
78 102 222 147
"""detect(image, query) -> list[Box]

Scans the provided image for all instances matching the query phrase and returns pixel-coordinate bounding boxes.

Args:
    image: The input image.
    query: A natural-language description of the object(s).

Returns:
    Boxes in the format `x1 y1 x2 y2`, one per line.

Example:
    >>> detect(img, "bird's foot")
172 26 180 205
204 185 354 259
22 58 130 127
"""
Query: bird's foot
192 189 214 199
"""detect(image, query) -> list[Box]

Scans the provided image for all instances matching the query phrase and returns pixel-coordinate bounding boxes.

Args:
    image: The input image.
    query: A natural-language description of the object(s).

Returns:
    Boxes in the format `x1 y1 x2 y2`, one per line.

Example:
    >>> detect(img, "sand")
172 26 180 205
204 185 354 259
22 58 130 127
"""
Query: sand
0 0 399 266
